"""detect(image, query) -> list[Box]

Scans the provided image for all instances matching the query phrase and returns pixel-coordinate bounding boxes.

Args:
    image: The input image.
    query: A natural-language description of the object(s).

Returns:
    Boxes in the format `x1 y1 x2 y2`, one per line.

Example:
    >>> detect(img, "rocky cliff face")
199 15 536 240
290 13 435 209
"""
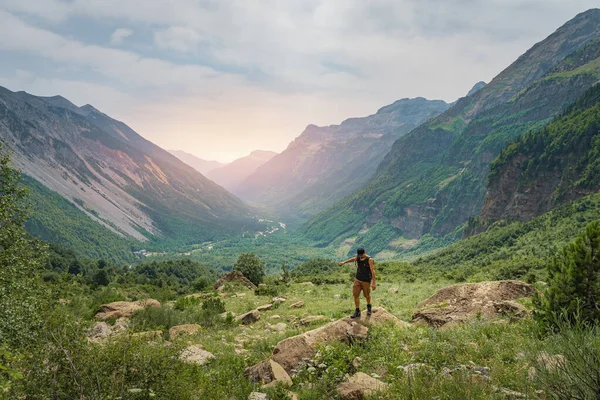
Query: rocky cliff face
303 9 600 253
480 82 600 224
0 87 256 243
236 97 451 218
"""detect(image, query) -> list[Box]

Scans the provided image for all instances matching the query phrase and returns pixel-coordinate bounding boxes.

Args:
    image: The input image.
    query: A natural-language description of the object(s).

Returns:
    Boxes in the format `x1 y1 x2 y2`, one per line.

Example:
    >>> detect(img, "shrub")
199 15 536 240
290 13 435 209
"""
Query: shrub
534 221 600 328
233 253 265 285
255 285 279 297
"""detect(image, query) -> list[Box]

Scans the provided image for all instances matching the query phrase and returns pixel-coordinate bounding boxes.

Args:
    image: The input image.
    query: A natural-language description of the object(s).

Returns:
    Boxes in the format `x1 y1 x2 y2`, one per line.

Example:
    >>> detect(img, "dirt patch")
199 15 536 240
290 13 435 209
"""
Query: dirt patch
412 280 534 328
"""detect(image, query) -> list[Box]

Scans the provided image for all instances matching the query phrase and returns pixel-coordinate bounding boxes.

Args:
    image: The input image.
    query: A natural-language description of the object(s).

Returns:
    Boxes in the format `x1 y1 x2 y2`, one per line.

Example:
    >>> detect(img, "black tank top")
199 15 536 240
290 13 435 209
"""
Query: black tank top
355 256 372 282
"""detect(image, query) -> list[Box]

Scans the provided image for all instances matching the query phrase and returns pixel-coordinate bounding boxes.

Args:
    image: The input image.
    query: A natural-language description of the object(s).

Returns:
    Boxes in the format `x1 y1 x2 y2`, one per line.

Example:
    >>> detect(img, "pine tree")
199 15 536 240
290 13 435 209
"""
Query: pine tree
535 221 600 327
233 253 265 285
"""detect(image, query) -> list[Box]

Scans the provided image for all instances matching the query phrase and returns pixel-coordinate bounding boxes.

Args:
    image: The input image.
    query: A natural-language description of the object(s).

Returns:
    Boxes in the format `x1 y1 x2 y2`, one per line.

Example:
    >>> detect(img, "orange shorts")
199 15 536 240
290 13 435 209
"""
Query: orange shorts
352 278 371 297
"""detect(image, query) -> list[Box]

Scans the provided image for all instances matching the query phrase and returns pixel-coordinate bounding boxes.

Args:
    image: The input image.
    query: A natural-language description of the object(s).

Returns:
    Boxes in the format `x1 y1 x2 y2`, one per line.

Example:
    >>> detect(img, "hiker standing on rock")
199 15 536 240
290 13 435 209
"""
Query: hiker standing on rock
339 247 376 318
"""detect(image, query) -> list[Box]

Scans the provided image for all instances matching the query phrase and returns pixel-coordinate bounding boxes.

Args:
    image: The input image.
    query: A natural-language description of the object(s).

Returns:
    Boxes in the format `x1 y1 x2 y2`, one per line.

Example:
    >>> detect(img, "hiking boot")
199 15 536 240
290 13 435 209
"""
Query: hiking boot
350 308 361 318
367 304 372 316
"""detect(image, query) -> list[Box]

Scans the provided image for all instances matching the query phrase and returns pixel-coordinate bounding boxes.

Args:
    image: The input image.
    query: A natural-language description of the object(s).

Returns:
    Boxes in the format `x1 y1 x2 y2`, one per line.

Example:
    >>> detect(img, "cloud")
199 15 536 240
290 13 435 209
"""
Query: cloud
0 1 598 161
110 28 133 45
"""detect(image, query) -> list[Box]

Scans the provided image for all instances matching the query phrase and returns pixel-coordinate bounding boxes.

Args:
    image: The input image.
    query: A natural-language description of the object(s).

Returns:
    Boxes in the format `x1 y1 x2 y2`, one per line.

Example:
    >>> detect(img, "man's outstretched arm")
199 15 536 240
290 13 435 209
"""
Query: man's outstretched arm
339 256 356 267
369 258 376 290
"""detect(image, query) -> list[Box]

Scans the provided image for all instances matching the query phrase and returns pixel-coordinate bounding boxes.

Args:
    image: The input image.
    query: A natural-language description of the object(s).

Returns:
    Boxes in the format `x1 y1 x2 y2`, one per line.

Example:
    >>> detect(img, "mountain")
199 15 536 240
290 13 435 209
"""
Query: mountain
302 9 600 257
206 150 277 193
467 81 487 96
479 82 600 226
0 87 260 257
169 150 225 175
235 97 451 218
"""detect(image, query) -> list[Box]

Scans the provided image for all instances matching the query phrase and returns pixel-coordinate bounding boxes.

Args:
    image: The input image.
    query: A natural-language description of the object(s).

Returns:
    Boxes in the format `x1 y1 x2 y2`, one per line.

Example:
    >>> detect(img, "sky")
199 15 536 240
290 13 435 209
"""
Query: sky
0 1 598 162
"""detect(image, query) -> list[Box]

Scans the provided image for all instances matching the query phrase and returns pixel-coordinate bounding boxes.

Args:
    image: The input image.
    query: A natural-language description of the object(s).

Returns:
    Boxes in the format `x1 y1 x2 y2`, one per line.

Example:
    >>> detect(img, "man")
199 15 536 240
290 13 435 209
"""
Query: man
339 248 376 318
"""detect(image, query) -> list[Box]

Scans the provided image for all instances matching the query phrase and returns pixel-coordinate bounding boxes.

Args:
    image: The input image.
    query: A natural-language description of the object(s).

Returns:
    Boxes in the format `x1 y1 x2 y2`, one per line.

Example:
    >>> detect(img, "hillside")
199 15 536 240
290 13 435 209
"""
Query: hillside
236 97 451 218
169 150 224 175
303 9 600 257
480 83 600 224
206 150 277 193
0 87 260 257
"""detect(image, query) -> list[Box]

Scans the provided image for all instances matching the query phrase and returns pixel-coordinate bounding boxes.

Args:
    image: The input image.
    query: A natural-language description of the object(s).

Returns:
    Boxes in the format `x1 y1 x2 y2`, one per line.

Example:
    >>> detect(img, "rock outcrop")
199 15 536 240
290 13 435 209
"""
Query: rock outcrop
214 270 257 290
412 280 534 328
246 307 407 379
95 299 160 320
336 372 388 400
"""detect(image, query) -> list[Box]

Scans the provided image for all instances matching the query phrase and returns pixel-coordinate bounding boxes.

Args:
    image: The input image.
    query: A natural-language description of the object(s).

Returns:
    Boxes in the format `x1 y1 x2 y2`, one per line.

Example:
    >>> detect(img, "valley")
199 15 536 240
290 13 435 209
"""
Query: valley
1 6 600 400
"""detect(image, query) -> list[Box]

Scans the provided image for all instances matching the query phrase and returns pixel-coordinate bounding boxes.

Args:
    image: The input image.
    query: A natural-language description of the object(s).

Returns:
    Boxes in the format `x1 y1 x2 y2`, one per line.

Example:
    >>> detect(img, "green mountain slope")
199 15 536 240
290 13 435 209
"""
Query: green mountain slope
236 97 451 219
0 87 261 257
302 9 600 257
480 82 600 225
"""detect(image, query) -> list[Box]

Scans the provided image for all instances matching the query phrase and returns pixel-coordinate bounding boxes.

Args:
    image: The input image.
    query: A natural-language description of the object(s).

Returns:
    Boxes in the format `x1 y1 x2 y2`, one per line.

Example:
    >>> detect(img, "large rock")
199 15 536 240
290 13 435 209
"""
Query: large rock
237 310 261 325
179 345 215 366
169 324 201 339
412 280 534 328
245 359 293 387
214 270 257 290
95 299 160 320
266 307 405 375
289 301 304 309
87 322 112 342
257 304 273 312
336 372 388 400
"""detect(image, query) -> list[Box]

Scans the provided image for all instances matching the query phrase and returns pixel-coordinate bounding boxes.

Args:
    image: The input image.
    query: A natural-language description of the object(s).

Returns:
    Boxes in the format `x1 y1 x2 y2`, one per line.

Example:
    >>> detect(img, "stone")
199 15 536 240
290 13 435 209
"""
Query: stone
257 304 274 312
169 324 201 339
248 392 268 400
245 359 292 387
237 310 261 325
336 372 388 400
269 323 287 332
388 287 399 294
214 270 257 290
289 301 304 309
346 322 369 343
268 315 282 320
299 315 327 326
95 299 160 320
180 345 215 366
352 357 362 369
412 280 535 328
272 297 286 304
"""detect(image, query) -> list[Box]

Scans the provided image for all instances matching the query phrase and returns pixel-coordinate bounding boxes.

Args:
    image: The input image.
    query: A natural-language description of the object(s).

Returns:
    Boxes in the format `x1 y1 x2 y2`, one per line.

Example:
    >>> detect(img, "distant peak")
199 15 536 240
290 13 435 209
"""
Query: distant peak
467 81 487 97
376 97 447 114
79 104 101 115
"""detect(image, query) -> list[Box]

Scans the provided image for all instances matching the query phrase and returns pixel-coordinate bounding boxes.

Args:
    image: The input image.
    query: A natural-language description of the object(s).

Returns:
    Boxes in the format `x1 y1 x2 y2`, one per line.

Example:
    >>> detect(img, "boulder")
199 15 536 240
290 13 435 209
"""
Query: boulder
272 297 286 304
95 299 160 320
179 345 215 366
412 280 534 328
257 304 274 312
299 315 327 326
265 307 405 375
169 324 201 339
289 301 304 309
388 287 399 294
336 372 388 400
214 270 257 290
245 359 293 387
237 310 261 325
268 323 287 332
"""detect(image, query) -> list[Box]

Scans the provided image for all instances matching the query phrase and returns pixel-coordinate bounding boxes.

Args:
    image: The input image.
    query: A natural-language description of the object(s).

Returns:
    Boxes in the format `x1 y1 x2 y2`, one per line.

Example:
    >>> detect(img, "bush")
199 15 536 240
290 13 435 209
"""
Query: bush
233 253 265 286
255 285 279 297
534 221 600 328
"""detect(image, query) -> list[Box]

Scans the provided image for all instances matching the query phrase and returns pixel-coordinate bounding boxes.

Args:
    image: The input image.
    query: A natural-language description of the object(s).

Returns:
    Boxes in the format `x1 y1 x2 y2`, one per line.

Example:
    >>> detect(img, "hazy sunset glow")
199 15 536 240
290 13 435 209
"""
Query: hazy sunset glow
0 0 597 162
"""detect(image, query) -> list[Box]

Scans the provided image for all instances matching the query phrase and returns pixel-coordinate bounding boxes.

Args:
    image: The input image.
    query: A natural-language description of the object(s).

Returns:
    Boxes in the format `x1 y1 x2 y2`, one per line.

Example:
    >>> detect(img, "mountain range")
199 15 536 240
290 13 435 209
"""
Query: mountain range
206 150 277 193
0 87 260 259
169 150 225 175
302 9 600 257
236 97 452 218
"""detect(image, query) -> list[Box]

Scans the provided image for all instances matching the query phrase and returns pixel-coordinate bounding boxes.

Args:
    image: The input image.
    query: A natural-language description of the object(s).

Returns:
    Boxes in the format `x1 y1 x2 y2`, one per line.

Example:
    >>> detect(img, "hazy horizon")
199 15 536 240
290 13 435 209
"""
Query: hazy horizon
0 1 598 162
